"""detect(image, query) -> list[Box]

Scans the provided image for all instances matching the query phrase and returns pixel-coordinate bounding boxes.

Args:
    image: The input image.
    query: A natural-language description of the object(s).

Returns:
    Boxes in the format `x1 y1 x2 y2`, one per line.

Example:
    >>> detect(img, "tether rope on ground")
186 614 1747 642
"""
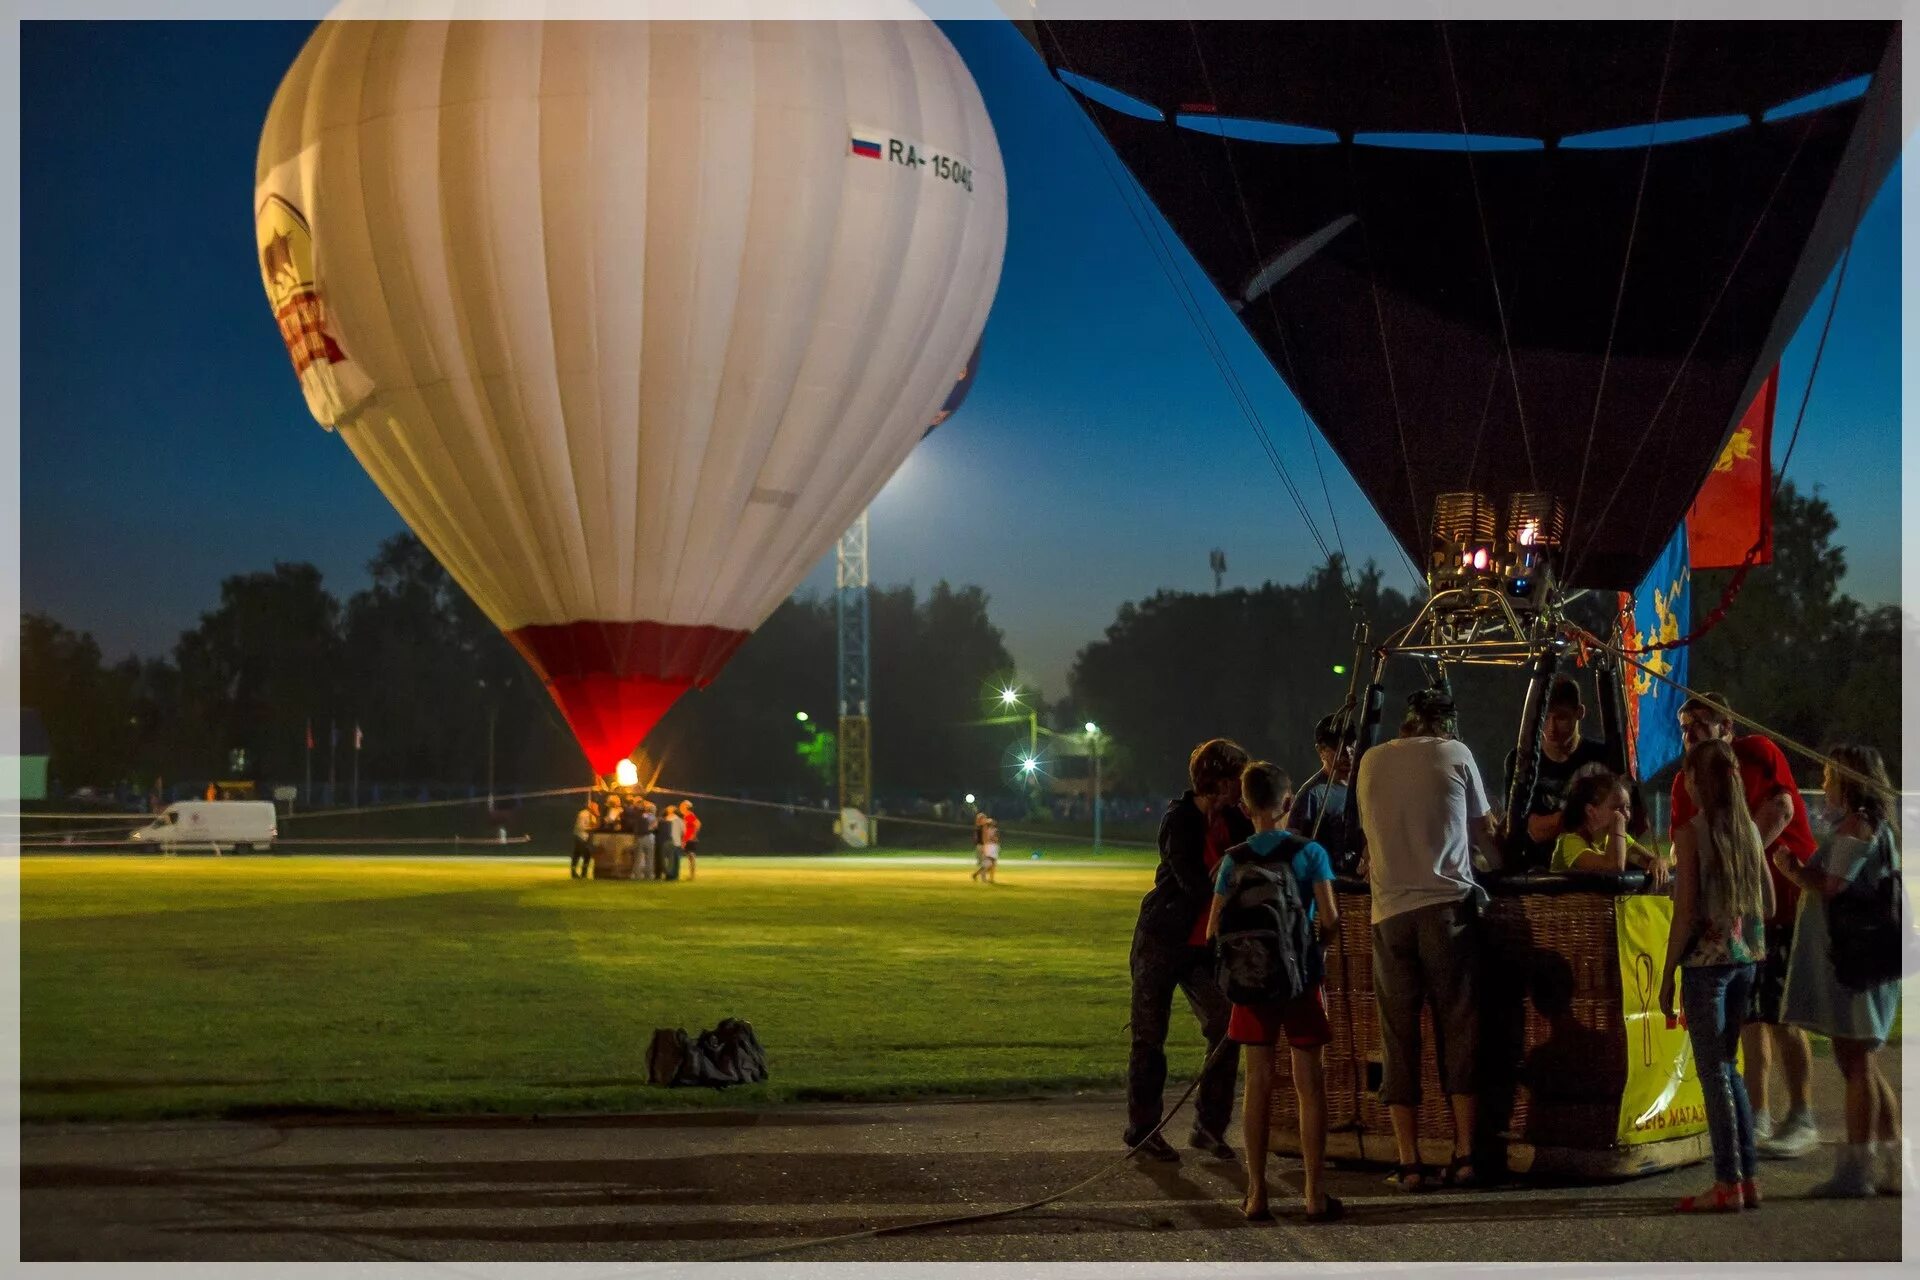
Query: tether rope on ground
718 1036 1234 1263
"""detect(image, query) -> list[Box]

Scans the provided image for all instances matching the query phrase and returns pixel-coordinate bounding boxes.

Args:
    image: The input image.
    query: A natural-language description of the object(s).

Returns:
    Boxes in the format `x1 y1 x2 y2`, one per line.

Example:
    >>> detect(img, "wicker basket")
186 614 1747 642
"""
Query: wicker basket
1267 882 1658 1163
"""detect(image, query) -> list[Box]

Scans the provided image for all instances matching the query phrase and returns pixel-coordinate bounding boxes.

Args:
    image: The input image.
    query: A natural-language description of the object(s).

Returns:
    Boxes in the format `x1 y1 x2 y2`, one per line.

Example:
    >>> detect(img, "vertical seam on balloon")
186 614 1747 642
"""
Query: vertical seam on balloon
439 23 567 626
733 24 983 618
534 21 602 625
676 23 849 632
658 22 752 631
341 22 518 623
488 25 577 625
713 21 929 617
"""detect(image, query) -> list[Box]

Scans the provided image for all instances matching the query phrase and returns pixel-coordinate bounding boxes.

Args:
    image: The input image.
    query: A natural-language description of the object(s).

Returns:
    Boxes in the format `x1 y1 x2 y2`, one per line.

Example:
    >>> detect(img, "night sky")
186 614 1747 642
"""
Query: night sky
22 20 1902 698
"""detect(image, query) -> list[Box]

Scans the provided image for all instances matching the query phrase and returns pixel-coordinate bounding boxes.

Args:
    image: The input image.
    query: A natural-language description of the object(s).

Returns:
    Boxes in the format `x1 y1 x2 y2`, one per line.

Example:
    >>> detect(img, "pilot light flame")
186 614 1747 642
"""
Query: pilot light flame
1519 520 1539 547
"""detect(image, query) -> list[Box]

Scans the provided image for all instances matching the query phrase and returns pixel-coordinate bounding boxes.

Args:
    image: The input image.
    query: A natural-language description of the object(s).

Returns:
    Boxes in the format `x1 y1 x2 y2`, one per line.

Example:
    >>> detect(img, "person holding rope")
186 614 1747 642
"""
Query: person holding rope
1671 692 1820 1158
1123 737 1252 1163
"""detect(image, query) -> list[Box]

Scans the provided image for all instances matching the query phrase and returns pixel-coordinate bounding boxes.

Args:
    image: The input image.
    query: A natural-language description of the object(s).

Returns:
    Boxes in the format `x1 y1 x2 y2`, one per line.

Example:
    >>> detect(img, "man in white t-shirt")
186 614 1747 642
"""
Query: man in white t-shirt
1355 689 1500 1190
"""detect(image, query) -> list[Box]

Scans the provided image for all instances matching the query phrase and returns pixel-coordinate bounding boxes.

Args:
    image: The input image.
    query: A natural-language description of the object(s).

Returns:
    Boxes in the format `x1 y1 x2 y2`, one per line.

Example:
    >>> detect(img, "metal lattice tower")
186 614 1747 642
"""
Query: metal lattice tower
836 510 872 826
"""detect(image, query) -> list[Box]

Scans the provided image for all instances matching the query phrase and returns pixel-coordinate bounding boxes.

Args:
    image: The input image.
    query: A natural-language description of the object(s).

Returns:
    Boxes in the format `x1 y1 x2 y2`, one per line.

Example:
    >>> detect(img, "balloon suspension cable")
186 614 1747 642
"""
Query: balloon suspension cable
1037 20 1361 609
1565 20 1676 546
1439 20 1537 494
1562 111 1816 584
721 1035 1235 1262
1569 623 1890 796
1613 67 1879 662
1181 18 1364 607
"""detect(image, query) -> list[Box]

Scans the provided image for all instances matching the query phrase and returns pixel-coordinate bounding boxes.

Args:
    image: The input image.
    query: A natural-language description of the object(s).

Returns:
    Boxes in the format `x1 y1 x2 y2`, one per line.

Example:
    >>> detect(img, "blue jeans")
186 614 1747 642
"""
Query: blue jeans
1682 962 1759 1184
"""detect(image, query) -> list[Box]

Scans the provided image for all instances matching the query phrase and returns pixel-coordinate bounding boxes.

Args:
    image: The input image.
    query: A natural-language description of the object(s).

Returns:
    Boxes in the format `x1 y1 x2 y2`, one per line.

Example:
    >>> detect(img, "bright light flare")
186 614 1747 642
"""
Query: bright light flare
1084 721 1098 735
614 759 639 788
1000 687 1021 708
964 793 976 805
795 711 810 722
1018 755 1038 775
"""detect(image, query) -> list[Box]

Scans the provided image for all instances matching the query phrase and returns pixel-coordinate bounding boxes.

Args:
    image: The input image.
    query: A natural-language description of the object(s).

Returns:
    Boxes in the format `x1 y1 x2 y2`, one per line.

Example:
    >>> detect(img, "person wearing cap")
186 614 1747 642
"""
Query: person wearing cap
1355 688 1500 1191
1289 714 1357 872
1672 691 1820 1158
1502 675 1611 871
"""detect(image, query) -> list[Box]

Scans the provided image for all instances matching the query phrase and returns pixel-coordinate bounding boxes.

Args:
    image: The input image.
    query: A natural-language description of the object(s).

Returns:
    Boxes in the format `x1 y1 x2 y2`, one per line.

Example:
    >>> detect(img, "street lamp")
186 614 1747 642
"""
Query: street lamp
1084 722 1103 854
796 710 810 722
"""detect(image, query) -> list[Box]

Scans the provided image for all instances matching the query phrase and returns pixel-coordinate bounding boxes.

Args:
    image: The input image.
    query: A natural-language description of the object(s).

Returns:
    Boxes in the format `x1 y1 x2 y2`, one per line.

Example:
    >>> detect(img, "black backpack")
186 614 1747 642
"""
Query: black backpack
1214 836 1315 1006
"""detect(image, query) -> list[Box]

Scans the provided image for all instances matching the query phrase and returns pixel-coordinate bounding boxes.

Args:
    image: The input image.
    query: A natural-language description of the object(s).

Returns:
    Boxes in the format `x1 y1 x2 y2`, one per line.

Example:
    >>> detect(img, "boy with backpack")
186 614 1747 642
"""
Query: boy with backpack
1208 760 1342 1223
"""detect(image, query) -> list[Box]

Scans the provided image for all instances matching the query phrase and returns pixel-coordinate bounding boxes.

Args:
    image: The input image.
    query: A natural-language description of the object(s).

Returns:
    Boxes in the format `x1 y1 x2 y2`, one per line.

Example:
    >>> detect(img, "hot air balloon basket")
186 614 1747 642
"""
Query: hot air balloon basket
1263 879 1714 1180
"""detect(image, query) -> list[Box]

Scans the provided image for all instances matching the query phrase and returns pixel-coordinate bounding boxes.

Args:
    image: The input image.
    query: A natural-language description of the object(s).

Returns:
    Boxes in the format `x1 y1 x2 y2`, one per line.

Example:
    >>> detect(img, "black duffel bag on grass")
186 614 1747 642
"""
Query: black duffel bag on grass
646 1018 768 1088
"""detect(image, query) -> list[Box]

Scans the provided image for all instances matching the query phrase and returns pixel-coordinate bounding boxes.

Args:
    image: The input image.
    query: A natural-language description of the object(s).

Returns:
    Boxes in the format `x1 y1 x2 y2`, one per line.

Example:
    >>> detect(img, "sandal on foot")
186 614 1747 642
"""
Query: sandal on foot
1443 1154 1479 1188
1305 1194 1346 1223
1388 1163 1429 1192
1676 1185 1742 1213
1241 1200 1274 1222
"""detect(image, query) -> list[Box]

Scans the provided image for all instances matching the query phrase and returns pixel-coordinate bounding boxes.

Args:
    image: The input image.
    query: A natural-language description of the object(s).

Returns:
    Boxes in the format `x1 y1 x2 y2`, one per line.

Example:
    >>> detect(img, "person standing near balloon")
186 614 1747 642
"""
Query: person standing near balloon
1658 738 1773 1212
1670 693 1820 1157
571 798 598 879
1124 738 1251 1163
681 801 701 880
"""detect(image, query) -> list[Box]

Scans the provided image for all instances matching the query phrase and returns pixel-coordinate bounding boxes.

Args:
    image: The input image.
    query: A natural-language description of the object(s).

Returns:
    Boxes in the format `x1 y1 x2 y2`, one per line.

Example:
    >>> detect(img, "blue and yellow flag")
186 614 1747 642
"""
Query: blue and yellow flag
1618 527 1691 779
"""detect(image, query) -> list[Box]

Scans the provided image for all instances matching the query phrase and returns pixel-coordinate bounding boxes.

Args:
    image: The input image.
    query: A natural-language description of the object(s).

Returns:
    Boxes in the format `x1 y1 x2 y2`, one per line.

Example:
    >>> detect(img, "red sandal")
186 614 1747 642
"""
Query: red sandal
1676 1184 1742 1214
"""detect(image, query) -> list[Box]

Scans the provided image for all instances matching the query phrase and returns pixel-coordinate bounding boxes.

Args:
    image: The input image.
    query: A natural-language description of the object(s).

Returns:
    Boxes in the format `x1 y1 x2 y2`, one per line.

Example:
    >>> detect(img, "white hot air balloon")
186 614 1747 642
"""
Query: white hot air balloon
255 19 1007 774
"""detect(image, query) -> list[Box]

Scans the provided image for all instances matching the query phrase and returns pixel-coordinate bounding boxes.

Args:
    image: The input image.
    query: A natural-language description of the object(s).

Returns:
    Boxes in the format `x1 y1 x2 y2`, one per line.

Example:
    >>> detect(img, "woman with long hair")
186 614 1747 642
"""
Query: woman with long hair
1776 744 1902 1196
1659 739 1775 1212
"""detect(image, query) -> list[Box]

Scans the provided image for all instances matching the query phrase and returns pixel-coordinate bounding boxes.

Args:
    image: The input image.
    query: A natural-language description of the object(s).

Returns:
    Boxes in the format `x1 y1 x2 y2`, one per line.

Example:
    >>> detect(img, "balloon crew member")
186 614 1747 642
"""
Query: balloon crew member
663 803 687 881
680 801 701 880
1670 692 1820 1158
1503 676 1610 870
1289 714 1356 872
1123 737 1252 1163
571 798 598 879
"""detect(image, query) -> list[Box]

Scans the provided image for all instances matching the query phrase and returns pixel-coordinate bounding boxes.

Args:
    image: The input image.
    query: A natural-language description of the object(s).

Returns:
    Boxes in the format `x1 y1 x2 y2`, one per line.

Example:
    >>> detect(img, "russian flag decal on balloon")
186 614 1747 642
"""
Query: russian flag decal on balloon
851 135 883 159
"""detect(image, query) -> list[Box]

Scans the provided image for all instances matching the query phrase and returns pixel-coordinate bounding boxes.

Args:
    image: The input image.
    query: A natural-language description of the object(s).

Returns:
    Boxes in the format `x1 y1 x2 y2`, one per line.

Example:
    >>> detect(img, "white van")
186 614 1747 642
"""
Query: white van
131 801 278 853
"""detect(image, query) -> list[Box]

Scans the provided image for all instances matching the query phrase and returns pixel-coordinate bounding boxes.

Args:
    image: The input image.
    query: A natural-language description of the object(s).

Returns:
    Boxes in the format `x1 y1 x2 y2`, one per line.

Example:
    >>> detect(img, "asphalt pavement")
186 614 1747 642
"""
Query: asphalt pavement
20 1050 1905 1265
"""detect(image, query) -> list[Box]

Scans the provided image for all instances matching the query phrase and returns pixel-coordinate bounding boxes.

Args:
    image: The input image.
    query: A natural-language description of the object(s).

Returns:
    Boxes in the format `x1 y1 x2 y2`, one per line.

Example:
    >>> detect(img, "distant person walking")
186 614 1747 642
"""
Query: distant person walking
971 812 992 882
1123 737 1252 1163
1777 744 1903 1197
1659 738 1773 1212
681 801 701 879
1355 689 1498 1191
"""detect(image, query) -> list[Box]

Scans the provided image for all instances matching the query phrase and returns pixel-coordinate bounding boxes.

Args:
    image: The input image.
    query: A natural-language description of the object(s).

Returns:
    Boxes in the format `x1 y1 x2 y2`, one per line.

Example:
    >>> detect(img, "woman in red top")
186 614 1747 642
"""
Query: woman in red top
1671 693 1818 1156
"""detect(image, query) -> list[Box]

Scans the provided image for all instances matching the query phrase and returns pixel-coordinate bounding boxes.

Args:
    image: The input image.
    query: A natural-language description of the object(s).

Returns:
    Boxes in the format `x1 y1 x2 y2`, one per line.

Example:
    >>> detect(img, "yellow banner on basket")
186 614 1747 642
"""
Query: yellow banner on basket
1615 895 1711 1144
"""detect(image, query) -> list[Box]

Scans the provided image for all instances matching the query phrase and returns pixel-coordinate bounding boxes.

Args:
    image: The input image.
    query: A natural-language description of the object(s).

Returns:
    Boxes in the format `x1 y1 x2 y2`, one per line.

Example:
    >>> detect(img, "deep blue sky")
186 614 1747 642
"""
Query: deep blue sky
22 20 1901 698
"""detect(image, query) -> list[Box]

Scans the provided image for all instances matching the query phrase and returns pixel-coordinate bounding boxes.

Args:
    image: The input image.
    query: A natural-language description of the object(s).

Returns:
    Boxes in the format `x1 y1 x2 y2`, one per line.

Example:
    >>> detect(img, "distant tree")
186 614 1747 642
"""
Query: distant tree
171 563 343 783
19 612 137 789
1691 481 1900 777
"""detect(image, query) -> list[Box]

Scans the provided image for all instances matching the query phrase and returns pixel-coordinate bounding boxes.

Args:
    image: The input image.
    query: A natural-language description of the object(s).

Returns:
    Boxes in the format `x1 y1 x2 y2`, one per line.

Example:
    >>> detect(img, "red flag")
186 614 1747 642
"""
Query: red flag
305 720 315 751
1686 369 1776 570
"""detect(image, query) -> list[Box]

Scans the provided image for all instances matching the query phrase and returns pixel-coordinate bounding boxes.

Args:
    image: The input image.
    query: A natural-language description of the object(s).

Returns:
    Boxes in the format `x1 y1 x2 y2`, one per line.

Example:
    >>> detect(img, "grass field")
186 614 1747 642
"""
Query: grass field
20 851 1182 1122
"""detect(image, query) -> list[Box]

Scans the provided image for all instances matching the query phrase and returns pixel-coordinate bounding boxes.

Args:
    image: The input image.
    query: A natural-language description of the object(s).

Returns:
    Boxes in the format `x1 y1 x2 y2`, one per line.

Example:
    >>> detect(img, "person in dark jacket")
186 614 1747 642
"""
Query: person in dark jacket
1124 737 1254 1162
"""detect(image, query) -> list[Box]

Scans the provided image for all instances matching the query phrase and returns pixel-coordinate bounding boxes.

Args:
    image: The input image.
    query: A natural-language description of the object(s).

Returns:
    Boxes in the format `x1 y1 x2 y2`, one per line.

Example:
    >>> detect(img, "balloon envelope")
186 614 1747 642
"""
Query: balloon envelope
1028 19 1896 589
258 20 1007 771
